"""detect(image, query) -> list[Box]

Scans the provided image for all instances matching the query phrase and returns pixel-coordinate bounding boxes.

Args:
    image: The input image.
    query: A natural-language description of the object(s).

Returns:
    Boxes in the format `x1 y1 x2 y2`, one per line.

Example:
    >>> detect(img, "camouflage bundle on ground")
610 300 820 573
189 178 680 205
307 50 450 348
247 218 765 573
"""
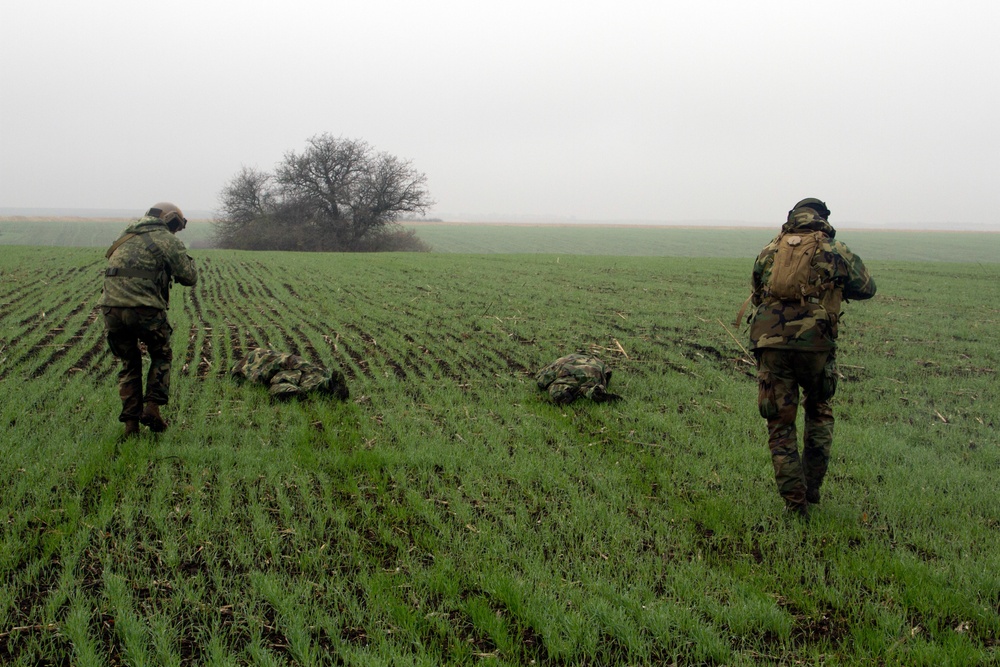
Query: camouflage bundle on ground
535 353 621 405
231 348 349 400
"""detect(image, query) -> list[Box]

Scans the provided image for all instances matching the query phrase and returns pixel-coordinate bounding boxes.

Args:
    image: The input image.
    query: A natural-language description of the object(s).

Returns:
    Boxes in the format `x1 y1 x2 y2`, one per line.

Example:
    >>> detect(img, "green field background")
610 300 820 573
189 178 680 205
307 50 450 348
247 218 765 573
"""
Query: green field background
1 219 998 263
0 241 998 664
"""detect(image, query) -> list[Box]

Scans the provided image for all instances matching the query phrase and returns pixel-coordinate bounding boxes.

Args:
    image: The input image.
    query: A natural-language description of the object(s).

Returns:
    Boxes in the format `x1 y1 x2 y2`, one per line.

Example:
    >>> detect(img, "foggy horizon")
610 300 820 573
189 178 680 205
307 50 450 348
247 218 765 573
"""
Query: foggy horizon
2 206 995 233
2 1 997 230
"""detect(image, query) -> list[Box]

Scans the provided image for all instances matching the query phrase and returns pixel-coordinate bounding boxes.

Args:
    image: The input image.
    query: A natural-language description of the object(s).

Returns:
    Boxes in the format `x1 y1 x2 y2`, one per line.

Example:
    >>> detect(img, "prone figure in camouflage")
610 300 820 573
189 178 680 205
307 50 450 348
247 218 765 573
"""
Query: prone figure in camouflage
535 353 621 405
99 203 198 438
231 348 349 400
749 198 876 518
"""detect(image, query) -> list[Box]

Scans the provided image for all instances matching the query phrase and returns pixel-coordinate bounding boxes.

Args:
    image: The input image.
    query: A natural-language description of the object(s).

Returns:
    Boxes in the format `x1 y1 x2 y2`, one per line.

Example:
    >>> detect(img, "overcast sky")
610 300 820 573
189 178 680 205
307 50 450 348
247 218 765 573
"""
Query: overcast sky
1 0 997 227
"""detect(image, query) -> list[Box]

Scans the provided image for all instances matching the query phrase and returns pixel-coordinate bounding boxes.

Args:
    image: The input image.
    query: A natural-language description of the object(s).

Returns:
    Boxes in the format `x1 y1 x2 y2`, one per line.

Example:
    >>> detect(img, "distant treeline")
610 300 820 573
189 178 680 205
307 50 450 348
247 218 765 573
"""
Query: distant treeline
1 219 999 262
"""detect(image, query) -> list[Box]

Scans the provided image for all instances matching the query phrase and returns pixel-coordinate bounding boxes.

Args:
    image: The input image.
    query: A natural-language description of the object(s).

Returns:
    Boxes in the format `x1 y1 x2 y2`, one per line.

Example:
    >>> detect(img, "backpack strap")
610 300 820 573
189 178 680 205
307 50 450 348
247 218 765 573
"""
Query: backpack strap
106 230 167 261
140 234 166 262
104 267 161 280
105 232 138 258
104 231 171 299
733 292 754 328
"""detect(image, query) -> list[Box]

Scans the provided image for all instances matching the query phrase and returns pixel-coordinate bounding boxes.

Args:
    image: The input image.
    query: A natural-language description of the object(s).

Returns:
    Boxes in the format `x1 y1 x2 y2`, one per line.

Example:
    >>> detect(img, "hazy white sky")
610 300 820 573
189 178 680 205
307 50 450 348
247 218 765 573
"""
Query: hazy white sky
1 0 997 226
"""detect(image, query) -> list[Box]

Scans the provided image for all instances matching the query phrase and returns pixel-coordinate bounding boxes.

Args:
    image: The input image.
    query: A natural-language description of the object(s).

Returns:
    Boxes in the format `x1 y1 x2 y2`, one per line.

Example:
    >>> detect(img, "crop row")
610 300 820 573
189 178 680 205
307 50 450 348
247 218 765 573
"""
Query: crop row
49 253 748 405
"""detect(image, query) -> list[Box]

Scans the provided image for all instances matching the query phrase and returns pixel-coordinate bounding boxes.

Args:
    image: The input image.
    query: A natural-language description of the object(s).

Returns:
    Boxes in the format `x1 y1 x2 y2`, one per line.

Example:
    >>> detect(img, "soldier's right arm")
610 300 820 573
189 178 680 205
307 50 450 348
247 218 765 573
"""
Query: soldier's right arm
750 249 770 307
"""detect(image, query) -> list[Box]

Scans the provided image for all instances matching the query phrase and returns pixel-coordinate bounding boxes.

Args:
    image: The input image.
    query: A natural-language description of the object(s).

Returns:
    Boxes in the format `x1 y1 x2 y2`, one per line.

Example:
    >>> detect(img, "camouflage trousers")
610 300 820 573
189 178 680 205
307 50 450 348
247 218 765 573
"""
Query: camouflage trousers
102 306 174 422
755 349 837 507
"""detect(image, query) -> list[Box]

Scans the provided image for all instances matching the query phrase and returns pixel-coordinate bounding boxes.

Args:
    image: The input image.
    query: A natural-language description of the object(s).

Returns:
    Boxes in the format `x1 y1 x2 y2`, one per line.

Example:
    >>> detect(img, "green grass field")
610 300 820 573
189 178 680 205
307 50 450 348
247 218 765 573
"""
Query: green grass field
0 241 998 665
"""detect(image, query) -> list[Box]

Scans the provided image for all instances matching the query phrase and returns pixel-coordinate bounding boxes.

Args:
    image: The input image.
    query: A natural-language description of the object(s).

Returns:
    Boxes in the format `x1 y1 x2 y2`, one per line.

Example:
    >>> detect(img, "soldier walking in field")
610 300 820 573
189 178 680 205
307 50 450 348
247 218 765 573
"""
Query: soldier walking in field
99 203 198 438
535 353 621 405
749 198 876 518
231 348 350 400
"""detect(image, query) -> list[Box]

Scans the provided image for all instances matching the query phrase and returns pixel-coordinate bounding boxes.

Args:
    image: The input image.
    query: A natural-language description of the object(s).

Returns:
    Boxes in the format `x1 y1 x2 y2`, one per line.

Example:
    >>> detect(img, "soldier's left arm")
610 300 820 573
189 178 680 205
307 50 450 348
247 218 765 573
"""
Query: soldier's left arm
164 237 198 287
835 242 876 301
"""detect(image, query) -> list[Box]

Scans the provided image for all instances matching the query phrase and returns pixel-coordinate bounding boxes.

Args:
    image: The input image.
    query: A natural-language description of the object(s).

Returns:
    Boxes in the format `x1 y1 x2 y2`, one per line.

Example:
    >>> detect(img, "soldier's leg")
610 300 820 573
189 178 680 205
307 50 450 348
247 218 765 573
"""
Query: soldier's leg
137 308 174 406
802 351 836 503
134 309 173 432
757 350 807 508
103 307 144 423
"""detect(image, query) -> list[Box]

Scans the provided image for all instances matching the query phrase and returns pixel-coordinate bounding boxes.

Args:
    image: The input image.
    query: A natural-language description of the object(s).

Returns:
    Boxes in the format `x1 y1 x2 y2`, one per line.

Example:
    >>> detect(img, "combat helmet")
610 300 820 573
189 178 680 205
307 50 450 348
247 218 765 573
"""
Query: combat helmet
791 198 830 219
146 202 188 232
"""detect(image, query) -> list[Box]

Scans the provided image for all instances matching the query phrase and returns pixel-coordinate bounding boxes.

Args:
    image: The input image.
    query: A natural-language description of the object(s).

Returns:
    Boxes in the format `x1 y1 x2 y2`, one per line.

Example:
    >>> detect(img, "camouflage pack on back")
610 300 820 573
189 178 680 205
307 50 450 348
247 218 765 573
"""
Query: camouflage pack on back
766 230 827 302
749 210 876 351
231 348 349 399
535 353 621 404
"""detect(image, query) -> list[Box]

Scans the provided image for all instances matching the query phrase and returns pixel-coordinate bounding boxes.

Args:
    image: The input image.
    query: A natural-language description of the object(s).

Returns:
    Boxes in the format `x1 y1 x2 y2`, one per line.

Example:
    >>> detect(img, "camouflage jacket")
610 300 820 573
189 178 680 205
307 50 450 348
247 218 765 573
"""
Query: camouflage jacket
98 216 198 310
749 209 876 351
231 348 349 399
535 353 616 404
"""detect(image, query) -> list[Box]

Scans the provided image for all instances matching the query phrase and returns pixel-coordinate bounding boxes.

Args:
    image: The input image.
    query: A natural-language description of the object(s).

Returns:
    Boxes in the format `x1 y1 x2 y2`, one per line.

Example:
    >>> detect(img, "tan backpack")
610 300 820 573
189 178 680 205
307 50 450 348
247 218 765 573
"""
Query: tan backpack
766 231 826 301
733 230 839 328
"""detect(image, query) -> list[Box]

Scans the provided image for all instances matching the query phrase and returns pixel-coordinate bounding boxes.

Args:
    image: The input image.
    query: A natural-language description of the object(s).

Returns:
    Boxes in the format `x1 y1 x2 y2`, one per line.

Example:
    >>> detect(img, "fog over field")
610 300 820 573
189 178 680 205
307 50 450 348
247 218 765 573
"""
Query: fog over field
0 209 996 233
1 1 998 229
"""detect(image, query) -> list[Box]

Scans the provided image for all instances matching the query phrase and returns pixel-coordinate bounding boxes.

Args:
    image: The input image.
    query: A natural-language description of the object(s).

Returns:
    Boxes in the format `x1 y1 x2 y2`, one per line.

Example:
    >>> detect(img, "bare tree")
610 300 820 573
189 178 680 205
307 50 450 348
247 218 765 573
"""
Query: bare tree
214 134 433 252
213 167 278 249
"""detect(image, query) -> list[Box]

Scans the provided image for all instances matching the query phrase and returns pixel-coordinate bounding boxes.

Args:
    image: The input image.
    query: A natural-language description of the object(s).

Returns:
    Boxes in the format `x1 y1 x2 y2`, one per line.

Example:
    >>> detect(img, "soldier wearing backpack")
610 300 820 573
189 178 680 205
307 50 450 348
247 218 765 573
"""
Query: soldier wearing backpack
749 198 876 518
99 203 198 439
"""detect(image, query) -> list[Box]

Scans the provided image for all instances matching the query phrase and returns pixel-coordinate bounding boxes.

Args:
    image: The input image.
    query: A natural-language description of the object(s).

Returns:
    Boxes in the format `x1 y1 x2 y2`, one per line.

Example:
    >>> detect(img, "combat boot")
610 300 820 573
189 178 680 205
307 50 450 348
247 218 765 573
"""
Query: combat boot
122 420 141 439
140 402 169 432
806 487 821 504
784 501 810 522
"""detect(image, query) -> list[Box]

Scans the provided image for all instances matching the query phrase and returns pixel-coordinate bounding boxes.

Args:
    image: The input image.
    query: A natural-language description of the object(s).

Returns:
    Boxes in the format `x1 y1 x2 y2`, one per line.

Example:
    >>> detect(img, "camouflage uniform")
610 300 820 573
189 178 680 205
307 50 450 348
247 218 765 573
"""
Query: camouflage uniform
231 348 349 400
99 216 197 427
535 353 620 404
750 203 876 511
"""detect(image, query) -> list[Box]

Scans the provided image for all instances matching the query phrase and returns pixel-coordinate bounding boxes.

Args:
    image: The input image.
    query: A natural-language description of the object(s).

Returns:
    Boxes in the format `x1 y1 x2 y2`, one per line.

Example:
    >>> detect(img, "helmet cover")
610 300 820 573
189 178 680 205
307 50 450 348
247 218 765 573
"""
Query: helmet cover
146 202 187 231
